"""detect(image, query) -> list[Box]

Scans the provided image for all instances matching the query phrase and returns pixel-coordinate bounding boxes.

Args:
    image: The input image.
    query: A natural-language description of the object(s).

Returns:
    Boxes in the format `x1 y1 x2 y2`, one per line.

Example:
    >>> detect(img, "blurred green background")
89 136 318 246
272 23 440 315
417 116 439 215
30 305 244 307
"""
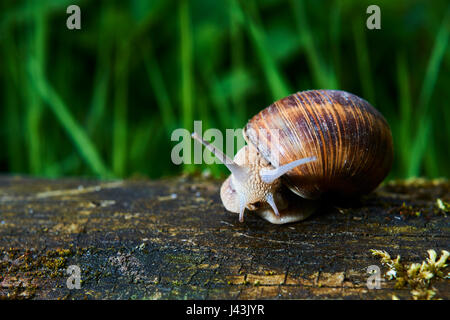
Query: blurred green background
0 0 449 180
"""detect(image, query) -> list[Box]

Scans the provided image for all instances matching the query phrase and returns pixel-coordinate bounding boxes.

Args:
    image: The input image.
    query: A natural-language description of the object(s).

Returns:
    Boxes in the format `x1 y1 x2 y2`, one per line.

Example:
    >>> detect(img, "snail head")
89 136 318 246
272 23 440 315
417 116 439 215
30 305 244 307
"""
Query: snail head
191 133 316 222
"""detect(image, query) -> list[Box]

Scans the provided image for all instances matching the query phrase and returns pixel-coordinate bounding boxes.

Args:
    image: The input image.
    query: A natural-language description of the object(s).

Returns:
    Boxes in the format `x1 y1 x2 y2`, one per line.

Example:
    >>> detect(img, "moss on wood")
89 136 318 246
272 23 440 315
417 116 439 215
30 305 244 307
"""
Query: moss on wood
0 176 448 299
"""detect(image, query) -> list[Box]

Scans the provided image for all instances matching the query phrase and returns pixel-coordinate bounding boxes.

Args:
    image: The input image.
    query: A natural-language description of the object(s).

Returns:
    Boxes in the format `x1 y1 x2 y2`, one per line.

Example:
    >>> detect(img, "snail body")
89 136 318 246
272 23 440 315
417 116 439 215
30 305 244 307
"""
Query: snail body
193 90 393 224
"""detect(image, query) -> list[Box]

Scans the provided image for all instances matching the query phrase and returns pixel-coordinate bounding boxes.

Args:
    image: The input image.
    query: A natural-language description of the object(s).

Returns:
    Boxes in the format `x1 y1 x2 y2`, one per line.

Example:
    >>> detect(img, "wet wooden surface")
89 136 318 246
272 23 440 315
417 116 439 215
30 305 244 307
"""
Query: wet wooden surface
0 175 448 300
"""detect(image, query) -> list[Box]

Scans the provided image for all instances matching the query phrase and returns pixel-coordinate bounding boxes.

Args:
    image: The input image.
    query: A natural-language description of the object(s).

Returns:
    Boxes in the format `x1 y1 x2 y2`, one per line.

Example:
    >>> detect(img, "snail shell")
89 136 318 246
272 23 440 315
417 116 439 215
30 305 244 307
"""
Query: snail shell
244 89 393 200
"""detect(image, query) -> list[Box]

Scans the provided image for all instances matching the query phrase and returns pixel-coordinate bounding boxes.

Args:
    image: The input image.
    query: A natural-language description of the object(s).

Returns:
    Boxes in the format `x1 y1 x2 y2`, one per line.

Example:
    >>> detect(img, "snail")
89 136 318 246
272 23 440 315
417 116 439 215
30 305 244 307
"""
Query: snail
192 90 393 224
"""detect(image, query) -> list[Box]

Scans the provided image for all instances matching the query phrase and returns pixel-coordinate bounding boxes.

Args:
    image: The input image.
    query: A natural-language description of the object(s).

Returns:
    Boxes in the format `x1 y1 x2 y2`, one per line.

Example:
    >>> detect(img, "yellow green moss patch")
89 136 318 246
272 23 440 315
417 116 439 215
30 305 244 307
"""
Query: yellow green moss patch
370 249 449 300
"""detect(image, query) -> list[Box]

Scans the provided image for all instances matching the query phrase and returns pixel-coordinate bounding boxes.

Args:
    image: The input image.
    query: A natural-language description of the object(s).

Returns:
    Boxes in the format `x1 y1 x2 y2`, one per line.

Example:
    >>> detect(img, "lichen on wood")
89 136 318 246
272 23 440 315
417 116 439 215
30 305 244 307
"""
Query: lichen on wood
0 176 448 299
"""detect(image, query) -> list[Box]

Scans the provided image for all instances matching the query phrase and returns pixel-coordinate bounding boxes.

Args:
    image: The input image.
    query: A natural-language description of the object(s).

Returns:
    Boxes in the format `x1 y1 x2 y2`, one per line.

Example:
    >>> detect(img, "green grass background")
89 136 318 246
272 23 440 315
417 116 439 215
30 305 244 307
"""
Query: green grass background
0 0 449 180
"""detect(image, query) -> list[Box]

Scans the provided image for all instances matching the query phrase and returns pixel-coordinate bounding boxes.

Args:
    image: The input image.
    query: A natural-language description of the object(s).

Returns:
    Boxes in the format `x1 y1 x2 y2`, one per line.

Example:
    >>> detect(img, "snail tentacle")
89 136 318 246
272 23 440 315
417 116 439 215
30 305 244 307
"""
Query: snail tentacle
191 132 248 181
238 194 247 222
259 156 317 184
265 192 280 217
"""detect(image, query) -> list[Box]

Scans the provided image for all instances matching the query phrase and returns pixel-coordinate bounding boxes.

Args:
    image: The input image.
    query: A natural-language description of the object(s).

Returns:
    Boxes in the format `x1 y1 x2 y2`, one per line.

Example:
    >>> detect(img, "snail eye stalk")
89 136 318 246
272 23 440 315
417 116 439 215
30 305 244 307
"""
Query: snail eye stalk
191 132 248 182
259 156 317 184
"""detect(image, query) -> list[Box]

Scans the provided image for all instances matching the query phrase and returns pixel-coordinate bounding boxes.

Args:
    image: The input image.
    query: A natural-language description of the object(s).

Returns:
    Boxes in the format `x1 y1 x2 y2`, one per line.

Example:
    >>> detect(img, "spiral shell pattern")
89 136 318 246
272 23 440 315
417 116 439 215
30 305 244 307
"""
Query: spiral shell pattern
244 90 393 199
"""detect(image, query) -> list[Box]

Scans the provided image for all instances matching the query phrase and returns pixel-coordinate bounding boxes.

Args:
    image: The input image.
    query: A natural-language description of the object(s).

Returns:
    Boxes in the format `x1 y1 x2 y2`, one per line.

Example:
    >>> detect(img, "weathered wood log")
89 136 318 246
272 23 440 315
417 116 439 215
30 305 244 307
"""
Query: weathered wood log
0 175 448 300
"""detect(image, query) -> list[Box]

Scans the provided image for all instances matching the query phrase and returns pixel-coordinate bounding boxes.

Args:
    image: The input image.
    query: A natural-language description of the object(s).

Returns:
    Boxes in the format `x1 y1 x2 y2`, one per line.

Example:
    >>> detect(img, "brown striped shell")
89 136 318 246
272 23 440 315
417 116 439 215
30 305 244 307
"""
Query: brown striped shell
244 90 393 200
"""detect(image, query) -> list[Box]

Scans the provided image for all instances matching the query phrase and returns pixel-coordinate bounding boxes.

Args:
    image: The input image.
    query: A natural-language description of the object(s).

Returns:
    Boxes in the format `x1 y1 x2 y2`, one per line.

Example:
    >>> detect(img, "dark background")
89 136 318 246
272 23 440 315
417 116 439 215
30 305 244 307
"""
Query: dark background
0 0 449 180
